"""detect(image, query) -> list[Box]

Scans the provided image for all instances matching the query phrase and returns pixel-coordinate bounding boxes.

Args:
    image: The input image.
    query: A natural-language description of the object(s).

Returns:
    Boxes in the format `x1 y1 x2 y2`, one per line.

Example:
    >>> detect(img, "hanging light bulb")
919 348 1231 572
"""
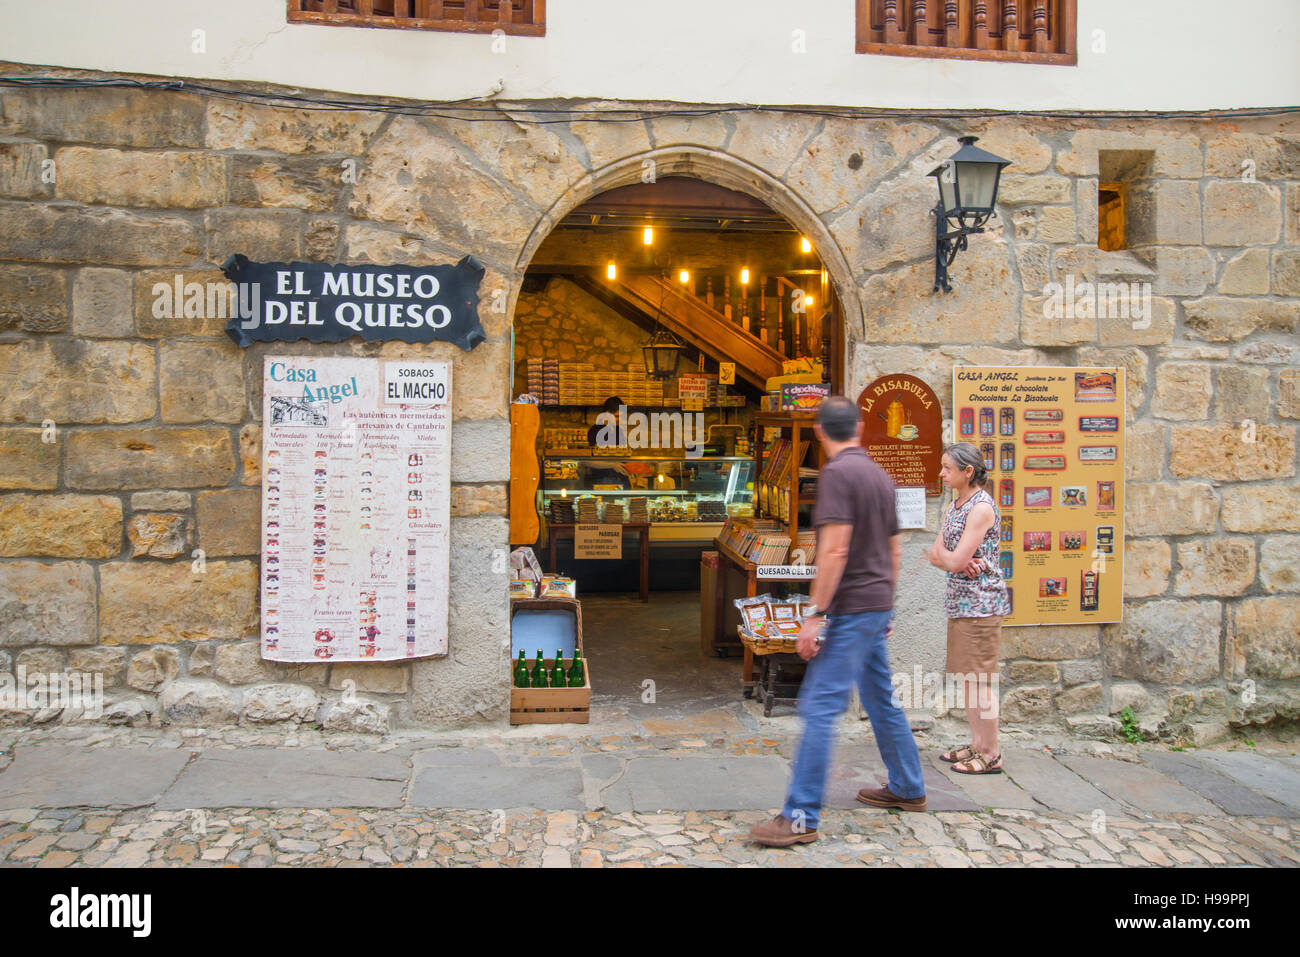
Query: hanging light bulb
801 236 812 253
805 295 814 307
740 268 750 284
679 270 690 284
606 262 617 280
643 226 654 245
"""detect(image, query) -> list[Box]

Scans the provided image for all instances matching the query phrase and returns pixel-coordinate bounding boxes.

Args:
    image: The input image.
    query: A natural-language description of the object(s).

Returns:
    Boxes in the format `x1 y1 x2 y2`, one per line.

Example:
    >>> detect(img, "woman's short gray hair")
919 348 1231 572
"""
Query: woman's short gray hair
942 441 988 488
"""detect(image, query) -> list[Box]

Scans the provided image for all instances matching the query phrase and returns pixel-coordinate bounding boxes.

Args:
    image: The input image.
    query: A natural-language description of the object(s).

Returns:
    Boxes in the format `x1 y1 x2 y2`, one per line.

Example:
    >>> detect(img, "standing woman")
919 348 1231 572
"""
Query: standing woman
927 441 1011 773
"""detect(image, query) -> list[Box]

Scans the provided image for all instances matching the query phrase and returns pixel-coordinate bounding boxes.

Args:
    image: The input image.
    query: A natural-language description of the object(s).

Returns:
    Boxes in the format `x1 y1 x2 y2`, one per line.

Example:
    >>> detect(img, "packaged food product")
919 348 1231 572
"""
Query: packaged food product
540 575 577 598
734 595 773 636
508 578 536 599
764 619 801 637
770 602 798 623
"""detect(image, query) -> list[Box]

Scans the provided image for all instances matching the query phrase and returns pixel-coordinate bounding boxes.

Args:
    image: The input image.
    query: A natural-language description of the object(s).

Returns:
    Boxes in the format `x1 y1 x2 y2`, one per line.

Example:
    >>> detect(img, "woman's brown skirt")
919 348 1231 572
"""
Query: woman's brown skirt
946 616 1003 676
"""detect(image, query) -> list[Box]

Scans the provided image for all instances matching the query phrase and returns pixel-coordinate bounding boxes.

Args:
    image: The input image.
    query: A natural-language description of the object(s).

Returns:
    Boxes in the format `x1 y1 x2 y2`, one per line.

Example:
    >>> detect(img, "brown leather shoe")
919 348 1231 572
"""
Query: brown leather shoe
856 786 927 812
747 814 818 847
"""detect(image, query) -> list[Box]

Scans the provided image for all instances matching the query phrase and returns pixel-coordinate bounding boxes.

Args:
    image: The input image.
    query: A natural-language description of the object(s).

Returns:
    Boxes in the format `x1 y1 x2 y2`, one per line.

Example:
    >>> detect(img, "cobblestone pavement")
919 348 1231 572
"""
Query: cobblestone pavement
0 722 1297 868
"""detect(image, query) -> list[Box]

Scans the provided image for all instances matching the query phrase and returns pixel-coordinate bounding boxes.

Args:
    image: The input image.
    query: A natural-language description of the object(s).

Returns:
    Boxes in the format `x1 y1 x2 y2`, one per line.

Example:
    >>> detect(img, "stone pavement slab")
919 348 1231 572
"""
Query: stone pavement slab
1001 749 1125 814
411 748 502 768
157 749 408 809
823 746 889 810
928 753 1044 810
600 755 787 812
0 746 192 808
1056 754 1223 816
920 765 981 811
1140 751 1298 818
1189 751 1300 813
1269 752 1300 774
408 765 585 810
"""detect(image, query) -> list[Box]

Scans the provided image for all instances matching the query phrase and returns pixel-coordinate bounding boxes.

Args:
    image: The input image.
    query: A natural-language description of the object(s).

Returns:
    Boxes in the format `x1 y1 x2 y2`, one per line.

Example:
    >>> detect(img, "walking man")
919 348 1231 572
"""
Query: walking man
749 396 927 847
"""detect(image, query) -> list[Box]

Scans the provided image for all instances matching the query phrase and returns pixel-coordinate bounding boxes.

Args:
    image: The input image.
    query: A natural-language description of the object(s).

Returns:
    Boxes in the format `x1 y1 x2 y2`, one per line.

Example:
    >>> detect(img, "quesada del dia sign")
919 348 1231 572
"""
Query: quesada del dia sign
222 255 486 350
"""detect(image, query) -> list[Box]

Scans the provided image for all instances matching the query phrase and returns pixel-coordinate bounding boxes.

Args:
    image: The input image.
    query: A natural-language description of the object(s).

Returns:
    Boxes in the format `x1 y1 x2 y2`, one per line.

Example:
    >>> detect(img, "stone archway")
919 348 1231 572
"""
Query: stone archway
513 146 864 364
505 144 865 555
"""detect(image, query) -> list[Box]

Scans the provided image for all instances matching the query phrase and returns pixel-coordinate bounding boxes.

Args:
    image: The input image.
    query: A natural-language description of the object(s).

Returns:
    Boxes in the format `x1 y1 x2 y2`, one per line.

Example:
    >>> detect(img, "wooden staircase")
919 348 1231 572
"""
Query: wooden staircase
571 274 789 390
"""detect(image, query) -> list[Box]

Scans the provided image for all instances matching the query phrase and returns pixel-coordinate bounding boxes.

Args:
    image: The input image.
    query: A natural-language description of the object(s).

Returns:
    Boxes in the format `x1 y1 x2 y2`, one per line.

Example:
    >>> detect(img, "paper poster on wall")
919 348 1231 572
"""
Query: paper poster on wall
260 356 451 662
952 366 1125 627
895 487 927 529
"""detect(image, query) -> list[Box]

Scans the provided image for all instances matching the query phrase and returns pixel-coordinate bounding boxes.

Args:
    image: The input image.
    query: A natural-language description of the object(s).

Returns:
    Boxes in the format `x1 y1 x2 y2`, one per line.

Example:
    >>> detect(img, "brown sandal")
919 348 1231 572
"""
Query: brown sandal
952 751 1002 774
940 743 976 763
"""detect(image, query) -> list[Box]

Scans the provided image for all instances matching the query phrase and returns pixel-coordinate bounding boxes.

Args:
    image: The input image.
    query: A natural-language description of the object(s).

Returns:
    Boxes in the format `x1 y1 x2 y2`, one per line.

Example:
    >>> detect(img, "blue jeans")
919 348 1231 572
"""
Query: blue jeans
782 609 926 830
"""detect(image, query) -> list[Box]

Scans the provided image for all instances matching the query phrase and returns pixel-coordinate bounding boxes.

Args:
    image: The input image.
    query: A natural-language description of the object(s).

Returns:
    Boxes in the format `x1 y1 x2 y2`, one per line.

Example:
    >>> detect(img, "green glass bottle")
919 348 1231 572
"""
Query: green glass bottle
567 648 584 687
550 649 567 689
513 650 530 688
530 649 548 688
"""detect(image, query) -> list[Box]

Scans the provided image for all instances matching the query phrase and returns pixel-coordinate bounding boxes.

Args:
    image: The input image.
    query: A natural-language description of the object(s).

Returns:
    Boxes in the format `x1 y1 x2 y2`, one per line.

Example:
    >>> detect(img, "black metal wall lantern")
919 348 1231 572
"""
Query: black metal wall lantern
928 136 1012 293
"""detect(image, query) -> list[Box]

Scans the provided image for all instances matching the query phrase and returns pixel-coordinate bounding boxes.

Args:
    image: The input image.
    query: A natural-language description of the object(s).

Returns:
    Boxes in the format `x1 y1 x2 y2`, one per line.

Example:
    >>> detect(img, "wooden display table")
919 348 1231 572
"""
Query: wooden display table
547 523 650 603
714 538 814 693
738 628 804 716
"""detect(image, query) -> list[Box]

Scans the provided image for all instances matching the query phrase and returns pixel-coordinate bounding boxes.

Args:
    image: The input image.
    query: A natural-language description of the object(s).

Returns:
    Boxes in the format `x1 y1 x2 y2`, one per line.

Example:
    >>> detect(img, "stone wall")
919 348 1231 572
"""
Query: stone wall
0 69 1296 738
512 276 653 397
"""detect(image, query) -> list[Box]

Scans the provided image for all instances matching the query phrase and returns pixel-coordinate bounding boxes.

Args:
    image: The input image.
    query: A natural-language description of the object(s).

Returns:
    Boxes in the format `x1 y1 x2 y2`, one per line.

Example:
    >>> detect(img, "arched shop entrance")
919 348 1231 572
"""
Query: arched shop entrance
508 150 854 727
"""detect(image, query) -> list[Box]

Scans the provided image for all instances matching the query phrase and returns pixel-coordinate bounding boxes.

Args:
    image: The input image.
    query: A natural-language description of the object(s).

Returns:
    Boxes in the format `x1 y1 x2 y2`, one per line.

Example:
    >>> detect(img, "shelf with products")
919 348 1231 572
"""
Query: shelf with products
708 412 822 674
752 411 824 547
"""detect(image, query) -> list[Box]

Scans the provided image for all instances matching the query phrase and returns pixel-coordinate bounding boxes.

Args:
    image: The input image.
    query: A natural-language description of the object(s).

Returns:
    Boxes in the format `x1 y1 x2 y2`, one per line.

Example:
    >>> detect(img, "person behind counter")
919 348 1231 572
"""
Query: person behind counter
587 396 630 489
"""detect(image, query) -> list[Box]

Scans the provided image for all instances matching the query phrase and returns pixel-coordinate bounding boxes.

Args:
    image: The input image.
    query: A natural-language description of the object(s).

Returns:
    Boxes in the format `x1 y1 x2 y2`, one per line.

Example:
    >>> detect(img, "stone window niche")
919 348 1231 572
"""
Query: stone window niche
1096 149 1157 273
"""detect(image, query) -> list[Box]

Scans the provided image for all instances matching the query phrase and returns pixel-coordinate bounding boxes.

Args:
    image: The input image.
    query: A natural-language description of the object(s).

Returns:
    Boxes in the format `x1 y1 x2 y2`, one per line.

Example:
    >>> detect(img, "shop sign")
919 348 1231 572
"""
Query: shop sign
952 365 1126 628
260 356 452 663
574 524 623 560
222 255 486 350
757 564 817 579
857 373 943 495
678 374 709 411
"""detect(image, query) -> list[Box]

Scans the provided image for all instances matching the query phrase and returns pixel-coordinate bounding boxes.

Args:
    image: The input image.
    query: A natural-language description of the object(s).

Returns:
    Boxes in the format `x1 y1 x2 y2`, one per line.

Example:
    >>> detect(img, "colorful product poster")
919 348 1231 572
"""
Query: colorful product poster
260 356 451 662
952 366 1125 627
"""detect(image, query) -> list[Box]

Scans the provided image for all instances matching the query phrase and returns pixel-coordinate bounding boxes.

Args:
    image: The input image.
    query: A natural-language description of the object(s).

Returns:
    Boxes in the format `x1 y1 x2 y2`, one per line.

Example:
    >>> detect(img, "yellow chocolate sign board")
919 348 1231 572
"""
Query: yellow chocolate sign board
952 366 1125 627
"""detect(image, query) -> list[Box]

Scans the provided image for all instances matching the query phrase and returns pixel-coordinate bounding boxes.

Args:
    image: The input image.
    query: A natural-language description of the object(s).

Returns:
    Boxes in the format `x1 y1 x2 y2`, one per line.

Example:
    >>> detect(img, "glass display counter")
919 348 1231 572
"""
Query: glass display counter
539 455 754 544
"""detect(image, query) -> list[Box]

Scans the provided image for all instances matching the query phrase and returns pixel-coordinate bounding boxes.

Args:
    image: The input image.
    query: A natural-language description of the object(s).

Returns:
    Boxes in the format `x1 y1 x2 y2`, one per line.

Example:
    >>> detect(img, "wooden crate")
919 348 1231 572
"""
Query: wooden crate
509 597 590 724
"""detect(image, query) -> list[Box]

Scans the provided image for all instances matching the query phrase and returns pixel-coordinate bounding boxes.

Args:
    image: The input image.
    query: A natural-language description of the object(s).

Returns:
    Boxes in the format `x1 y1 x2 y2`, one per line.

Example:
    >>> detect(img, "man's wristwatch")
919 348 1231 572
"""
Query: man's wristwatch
804 603 823 619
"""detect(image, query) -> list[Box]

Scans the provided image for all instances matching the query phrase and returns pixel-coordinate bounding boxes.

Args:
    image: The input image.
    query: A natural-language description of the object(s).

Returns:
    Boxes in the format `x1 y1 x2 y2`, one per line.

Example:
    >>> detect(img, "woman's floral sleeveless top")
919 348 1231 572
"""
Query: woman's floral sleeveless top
942 488 1011 619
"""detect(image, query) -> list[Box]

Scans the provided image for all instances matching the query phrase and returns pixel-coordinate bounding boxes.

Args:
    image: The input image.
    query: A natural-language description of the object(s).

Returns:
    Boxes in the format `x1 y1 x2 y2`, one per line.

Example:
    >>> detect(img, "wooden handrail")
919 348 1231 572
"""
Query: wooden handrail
858 0 1076 64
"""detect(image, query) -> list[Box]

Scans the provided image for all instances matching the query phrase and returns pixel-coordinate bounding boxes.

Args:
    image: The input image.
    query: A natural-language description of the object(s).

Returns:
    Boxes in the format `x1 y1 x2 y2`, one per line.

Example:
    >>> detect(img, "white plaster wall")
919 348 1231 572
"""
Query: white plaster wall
2 0 1296 111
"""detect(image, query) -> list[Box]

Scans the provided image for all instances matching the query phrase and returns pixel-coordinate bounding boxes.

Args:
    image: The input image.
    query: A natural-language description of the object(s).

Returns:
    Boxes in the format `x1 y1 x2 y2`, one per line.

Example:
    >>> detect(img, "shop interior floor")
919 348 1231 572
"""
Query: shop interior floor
581 592 754 734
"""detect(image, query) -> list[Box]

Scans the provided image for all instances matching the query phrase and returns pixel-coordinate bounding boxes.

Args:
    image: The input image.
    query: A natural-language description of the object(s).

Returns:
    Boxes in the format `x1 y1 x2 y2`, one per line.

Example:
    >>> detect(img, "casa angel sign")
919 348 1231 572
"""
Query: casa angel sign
222 255 486 350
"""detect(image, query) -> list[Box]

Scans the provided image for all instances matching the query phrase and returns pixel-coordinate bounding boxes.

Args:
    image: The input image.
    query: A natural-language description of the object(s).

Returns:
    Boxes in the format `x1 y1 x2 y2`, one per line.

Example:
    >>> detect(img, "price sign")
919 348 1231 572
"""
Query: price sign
575 524 623 560
757 564 818 579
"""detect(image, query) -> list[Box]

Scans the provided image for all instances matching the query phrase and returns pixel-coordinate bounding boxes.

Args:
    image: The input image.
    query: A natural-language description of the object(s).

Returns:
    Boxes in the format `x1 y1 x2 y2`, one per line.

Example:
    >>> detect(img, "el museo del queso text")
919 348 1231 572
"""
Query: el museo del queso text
957 370 1063 402
153 268 459 331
